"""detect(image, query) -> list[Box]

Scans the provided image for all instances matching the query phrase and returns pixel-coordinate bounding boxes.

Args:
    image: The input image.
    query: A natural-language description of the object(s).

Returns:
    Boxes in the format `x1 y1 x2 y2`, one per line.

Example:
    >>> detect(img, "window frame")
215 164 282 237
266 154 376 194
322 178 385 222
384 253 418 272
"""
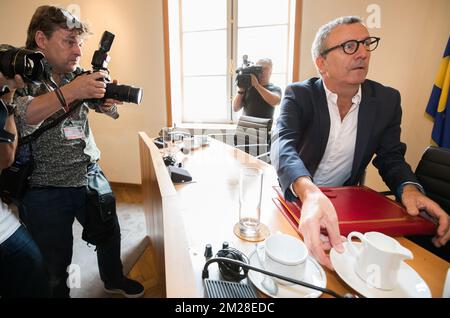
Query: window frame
164 0 303 126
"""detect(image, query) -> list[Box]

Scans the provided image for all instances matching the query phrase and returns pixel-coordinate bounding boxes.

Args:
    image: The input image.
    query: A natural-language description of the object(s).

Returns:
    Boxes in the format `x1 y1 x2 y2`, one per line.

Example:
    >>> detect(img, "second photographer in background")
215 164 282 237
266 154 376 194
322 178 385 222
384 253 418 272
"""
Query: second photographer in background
233 57 282 120
11 5 144 298
0 73 49 298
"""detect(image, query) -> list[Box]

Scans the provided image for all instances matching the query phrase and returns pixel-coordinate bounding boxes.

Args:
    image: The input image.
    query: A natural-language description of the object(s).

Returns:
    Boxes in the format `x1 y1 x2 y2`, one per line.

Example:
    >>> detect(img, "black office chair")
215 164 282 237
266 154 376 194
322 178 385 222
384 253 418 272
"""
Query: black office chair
407 146 450 262
233 115 272 162
415 146 450 212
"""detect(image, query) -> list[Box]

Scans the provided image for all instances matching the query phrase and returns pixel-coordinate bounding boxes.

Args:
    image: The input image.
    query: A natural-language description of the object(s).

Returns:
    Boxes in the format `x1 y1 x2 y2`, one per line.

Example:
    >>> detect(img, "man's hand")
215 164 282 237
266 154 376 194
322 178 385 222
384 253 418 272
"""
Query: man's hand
294 177 344 270
402 185 450 247
99 80 123 112
0 73 25 89
0 73 25 102
250 74 260 88
99 98 123 111
63 71 108 102
249 73 280 107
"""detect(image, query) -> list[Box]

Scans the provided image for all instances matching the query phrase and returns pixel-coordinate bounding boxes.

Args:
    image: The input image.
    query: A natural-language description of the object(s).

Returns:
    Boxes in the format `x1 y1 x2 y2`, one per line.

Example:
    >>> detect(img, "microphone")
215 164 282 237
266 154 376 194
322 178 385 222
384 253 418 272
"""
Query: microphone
202 256 358 298
242 54 249 66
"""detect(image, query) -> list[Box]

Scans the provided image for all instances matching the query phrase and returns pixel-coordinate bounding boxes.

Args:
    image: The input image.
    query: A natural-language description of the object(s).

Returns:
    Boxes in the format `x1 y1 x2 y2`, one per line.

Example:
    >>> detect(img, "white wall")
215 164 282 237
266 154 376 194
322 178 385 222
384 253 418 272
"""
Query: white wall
0 0 167 184
299 0 450 190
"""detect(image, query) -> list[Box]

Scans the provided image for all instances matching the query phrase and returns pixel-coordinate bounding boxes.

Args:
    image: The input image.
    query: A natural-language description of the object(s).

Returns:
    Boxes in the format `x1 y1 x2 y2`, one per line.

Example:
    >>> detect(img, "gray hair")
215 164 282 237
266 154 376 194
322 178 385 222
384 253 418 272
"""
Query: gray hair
256 58 273 68
311 16 363 62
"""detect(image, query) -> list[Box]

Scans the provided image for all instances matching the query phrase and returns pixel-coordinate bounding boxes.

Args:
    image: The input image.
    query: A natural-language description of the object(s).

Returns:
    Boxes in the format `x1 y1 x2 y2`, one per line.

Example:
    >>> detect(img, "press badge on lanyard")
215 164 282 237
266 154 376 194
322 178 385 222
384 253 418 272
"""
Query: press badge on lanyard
63 126 85 140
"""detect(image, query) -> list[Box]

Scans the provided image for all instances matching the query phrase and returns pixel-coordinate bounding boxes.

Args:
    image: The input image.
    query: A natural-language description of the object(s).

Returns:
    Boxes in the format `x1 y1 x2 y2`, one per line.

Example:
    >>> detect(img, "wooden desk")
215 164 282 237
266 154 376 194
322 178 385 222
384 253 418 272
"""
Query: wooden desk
138 132 449 298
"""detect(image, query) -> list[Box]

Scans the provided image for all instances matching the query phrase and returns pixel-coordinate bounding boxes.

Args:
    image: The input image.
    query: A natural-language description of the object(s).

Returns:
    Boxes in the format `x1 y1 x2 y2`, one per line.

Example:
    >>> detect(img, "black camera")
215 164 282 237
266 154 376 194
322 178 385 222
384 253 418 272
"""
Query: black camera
0 45 45 84
235 55 263 90
90 31 143 105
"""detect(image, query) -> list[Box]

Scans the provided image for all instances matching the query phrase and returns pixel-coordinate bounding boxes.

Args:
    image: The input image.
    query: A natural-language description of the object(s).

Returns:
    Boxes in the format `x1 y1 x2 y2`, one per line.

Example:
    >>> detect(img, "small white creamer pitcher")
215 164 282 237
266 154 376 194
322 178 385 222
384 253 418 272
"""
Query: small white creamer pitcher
347 231 413 290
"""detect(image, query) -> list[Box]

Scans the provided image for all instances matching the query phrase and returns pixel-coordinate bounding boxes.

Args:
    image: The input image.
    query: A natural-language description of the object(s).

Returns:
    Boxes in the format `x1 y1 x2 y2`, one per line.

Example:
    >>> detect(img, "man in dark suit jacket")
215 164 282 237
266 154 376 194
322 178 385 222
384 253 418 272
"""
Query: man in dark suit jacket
271 16 450 269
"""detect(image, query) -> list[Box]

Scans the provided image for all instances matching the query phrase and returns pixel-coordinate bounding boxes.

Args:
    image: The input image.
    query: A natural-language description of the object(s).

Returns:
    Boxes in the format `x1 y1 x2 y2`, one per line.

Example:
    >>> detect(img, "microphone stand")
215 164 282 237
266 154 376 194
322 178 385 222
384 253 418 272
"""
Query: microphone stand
202 257 359 298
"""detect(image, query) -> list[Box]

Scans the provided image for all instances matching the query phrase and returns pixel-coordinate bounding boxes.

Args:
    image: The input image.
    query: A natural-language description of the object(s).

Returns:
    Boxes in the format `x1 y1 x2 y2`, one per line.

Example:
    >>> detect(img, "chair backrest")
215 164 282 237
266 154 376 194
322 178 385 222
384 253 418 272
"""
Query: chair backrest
234 115 272 158
415 146 450 214
234 115 272 145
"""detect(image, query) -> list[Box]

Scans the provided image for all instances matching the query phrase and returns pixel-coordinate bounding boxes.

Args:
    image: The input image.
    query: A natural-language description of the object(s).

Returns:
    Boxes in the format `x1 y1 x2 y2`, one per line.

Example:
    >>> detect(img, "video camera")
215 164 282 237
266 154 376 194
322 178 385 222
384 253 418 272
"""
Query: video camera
0 45 45 84
235 55 263 90
89 31 143 105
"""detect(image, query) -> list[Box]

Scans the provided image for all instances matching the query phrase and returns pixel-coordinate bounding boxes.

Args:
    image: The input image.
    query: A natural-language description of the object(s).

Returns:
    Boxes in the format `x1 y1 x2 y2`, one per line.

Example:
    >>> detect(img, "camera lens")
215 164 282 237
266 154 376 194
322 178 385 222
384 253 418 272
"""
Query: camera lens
105 83 143 104
0 47 45 83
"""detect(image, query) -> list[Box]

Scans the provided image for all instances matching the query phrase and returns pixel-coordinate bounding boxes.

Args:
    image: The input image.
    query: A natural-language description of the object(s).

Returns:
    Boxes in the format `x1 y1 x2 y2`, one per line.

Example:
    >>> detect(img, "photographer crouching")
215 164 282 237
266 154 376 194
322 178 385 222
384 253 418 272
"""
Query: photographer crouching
232 57 282 120
9 5 144 298
0 73 50 297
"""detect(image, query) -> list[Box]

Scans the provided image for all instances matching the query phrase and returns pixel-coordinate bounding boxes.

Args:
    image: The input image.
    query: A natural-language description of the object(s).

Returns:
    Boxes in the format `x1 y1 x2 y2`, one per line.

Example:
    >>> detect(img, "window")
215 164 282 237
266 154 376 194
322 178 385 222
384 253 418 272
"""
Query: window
167 0 298 124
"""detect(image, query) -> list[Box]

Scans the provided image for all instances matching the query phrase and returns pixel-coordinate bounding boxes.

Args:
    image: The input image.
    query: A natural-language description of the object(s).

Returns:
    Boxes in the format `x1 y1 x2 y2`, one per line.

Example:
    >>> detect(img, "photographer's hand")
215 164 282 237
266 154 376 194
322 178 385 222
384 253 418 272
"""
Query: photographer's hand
25 71 108 125
101 98 122 109
98 79 123 117
250 74 260 89
62 71 107 102
0 73 25 102
250 74 280 107
101 79 123 109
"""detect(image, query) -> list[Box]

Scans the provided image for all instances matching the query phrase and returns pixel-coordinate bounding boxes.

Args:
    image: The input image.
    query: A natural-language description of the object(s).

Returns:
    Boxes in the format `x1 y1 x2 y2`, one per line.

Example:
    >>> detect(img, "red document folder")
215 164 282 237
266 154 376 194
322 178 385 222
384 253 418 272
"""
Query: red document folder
273 186 437 237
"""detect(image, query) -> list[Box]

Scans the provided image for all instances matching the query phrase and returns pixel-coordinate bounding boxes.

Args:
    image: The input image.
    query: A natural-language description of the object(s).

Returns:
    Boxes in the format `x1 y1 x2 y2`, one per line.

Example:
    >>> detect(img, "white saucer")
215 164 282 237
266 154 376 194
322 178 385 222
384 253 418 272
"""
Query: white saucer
330 242 431 298
248 246 327 298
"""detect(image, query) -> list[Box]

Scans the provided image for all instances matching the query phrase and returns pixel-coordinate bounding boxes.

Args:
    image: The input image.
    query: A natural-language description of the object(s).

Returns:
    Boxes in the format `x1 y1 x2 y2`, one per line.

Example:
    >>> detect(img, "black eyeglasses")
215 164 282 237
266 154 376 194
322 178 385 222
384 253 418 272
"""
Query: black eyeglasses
320 37 380 56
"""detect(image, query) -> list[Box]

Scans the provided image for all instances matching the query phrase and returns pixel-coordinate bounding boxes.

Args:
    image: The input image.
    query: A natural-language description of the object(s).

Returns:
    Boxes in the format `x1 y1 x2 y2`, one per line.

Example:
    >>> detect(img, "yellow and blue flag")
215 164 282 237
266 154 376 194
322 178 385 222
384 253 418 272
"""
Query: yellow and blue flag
426 37 450 148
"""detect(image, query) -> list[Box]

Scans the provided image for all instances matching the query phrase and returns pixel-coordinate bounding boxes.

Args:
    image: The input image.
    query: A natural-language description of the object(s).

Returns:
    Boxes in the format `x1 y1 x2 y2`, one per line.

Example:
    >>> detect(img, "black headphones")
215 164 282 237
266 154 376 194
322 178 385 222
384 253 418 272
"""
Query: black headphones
215 247 250 282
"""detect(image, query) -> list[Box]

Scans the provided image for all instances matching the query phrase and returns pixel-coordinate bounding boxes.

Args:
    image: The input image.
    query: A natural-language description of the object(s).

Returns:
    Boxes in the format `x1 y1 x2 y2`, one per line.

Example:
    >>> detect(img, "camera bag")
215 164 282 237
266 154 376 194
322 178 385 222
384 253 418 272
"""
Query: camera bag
82 165 119 246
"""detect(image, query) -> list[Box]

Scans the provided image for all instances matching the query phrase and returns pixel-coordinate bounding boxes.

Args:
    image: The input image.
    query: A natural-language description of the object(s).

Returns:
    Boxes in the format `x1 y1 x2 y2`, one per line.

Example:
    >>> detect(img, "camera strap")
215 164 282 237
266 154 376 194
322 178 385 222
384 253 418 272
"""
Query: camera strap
18 99 84 146
54 86 69 112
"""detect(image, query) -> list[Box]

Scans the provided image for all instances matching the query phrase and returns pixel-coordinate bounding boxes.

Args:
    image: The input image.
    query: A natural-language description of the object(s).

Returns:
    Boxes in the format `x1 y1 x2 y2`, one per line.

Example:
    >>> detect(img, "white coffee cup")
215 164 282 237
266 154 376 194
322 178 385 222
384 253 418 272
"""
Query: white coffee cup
347 231 413 290
264 233 308 285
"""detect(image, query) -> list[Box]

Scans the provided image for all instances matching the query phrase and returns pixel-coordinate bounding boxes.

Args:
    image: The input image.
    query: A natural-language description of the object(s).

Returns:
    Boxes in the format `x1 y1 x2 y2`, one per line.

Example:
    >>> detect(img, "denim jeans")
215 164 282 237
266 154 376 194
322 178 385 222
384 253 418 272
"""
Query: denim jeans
0 225 50 297
21 186 123 298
